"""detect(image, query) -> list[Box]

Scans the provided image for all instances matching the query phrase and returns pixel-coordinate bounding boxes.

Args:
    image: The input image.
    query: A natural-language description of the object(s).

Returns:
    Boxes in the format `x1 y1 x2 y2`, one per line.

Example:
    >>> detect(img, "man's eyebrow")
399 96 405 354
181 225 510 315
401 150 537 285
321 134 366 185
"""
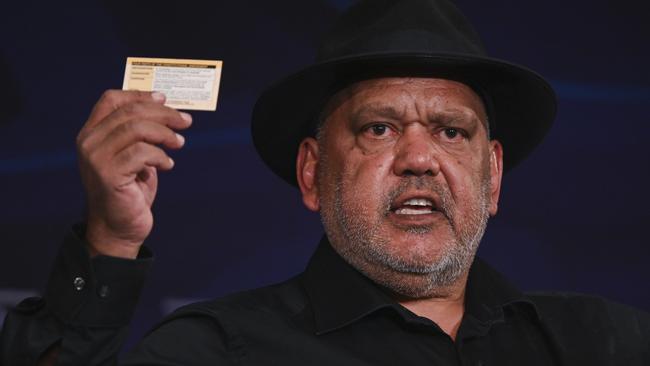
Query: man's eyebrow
352 103 405 121
429 109 483 127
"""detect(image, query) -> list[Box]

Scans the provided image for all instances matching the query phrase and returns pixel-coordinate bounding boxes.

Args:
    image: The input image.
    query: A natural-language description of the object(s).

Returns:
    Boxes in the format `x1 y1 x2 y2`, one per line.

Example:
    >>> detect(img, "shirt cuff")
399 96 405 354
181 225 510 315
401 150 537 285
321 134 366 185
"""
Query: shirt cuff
44 224 153 327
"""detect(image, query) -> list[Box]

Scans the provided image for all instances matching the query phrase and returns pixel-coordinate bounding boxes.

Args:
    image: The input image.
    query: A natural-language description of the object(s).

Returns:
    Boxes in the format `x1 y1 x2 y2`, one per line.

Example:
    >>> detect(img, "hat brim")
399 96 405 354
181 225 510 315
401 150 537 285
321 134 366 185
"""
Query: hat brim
252 53 556 186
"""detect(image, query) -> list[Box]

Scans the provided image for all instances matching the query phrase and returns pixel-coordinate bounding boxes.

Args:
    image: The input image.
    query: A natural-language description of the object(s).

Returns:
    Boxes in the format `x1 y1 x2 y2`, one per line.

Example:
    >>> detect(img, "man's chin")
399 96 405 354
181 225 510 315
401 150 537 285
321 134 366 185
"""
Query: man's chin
363 255 468 299
373 248 450 274
366 234 456 273
383 223 457 254
332 228 471 297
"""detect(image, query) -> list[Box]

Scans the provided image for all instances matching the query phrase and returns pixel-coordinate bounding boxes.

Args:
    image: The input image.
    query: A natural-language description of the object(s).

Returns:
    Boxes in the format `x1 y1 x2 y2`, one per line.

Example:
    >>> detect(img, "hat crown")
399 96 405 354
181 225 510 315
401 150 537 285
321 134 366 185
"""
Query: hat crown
316 0 487 61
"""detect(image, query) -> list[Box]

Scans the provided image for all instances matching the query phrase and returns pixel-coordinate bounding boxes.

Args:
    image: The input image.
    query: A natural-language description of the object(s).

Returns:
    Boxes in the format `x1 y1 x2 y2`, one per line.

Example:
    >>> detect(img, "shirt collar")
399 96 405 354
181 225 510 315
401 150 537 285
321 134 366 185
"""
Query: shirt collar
300 235 540 336
301 236 395 335
458 256 541 339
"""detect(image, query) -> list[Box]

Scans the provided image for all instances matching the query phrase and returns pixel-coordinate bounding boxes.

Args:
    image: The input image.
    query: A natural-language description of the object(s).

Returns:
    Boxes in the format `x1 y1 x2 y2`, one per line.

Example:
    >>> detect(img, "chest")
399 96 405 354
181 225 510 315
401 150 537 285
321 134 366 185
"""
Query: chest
236 312 560 366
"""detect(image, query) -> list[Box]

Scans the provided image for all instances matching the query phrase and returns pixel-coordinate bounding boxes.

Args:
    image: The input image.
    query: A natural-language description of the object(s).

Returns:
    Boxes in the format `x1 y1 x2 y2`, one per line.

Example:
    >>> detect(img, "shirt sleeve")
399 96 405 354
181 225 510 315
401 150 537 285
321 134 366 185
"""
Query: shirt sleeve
0 224 153 366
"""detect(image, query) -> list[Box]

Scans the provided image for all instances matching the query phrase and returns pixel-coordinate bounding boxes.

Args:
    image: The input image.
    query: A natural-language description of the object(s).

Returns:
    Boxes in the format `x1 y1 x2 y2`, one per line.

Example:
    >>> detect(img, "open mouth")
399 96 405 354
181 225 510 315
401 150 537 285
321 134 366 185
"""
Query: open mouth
391 197 437 215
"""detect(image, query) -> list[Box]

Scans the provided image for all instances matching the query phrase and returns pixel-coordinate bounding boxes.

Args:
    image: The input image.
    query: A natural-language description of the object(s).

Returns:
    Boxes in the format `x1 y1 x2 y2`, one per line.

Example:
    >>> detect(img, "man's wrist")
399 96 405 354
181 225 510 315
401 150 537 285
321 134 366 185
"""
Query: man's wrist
44 224 153 326
85 220 144 259
86 241 141 259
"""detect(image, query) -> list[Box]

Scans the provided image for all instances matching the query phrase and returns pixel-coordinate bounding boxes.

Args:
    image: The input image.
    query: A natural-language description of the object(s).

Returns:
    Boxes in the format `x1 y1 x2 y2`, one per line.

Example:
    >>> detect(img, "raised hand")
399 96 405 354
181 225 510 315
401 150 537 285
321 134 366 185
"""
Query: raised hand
76 90 192 258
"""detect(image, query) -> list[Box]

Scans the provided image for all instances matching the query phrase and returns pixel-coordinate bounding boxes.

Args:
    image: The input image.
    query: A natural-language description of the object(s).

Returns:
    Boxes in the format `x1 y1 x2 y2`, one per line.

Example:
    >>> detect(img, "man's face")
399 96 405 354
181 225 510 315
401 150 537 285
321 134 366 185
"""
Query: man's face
297 77 503 298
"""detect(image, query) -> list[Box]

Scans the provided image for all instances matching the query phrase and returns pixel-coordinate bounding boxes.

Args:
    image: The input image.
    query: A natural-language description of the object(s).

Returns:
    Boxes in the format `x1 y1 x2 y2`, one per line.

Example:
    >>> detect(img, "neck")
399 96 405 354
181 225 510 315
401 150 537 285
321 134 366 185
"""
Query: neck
395 273 468 340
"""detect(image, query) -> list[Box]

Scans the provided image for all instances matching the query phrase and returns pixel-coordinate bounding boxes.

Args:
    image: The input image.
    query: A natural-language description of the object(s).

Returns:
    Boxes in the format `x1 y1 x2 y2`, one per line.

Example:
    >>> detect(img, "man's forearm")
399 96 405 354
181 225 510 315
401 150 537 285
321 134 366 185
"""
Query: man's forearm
0 225 152 365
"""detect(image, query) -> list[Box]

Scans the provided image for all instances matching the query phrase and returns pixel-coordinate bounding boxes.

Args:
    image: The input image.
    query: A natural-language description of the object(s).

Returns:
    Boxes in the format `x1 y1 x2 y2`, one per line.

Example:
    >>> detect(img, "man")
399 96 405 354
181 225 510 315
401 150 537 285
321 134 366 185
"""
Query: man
2 0 649 364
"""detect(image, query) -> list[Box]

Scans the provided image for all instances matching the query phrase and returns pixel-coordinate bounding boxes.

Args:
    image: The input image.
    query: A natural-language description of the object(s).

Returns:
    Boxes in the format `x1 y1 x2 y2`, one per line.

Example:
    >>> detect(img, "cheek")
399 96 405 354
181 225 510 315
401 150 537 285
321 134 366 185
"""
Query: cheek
355 134 396 155
439 150 485 202
338 148 394 198
350 149 393 179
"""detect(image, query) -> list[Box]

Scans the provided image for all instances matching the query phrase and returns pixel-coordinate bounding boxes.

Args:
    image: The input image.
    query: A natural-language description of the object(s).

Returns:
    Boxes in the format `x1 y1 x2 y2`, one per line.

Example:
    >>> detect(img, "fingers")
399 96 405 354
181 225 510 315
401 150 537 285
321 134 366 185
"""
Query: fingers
77 90 193 175
79 100 191 146
86 89 167 129
108 116 185 149
100 100 192 134
114 142 175 176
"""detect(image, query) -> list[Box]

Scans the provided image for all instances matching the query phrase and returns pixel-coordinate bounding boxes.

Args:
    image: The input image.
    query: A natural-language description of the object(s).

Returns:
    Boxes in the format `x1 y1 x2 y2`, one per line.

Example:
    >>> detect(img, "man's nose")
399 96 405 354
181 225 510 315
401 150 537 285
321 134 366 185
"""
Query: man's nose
392 127 440 177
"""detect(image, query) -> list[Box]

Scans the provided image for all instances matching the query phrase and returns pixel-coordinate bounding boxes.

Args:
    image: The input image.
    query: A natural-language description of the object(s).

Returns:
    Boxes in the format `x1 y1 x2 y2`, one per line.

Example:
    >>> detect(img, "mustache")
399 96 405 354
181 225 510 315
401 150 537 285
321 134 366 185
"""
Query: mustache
383 176 454 220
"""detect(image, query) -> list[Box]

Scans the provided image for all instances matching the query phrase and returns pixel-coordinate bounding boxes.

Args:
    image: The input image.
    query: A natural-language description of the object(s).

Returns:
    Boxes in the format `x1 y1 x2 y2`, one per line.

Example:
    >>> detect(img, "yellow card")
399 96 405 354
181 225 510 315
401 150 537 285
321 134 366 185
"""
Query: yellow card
122 57 223 111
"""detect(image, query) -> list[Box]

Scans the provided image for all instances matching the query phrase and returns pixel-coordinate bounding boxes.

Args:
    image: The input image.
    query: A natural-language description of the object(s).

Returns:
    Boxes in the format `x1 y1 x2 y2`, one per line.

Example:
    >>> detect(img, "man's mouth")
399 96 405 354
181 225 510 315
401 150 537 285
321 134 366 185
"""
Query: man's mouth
391 197 437 215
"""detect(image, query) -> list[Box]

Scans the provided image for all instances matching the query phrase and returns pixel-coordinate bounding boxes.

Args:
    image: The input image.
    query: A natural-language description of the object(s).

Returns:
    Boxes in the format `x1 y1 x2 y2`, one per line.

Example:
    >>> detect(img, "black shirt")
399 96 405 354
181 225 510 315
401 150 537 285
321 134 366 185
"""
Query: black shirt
2 228 649 365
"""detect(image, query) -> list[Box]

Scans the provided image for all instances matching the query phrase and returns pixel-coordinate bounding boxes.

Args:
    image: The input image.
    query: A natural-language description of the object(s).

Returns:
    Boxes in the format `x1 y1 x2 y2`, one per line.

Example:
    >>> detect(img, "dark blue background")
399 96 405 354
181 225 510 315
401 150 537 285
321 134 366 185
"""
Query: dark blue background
1 0 649 351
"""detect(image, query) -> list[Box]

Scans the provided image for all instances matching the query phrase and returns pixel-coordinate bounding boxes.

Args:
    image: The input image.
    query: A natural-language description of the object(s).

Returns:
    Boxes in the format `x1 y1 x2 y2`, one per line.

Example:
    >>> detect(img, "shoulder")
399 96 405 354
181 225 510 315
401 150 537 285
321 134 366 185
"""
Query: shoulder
148 275 310 340
169 275 307 320
126 276 310 363
527 291 650 326
526 292 649 360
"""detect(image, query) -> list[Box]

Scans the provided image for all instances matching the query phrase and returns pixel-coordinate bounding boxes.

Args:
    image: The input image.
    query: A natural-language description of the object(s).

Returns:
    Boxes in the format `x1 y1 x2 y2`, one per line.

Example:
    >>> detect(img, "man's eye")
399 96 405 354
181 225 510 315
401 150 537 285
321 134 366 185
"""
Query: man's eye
442 127 464 140
444 128 458 139
366 124 390 136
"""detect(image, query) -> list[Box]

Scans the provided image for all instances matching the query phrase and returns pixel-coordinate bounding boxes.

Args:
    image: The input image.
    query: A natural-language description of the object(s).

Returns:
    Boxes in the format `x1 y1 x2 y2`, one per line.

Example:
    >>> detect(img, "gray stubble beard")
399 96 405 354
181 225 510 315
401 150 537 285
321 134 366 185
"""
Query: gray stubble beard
319 166 491 299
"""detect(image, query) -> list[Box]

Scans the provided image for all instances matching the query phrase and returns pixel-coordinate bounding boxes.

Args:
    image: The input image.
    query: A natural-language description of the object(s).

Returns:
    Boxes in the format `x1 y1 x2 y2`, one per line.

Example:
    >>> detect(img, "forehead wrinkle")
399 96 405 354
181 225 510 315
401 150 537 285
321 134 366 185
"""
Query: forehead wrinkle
352 102 406 122
363 79 487 128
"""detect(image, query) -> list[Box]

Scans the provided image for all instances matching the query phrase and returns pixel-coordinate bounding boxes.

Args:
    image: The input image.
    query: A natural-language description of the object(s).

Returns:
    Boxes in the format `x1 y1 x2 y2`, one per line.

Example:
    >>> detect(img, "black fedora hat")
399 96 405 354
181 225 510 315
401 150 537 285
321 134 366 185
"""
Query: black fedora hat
252 0 556 186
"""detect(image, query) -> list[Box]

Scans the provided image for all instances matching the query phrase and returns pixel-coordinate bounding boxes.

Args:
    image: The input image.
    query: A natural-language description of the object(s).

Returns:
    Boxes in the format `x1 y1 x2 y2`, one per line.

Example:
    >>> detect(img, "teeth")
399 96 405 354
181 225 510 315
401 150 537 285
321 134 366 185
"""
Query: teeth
403 198 433 207
395 208 433 215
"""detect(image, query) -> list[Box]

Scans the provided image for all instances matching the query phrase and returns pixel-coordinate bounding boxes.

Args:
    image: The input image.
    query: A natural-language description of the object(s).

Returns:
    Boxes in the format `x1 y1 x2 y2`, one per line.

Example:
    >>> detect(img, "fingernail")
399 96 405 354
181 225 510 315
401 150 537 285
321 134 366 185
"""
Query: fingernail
176 133 185 146
180 112 192 123
152 92 166 102
168 157 175 167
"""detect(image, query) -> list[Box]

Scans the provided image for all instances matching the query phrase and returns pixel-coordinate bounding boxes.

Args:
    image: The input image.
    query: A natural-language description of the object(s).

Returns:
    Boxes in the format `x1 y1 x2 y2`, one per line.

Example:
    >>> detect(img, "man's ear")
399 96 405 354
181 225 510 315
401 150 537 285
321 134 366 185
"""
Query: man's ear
488 140 504 216
296 137 320 212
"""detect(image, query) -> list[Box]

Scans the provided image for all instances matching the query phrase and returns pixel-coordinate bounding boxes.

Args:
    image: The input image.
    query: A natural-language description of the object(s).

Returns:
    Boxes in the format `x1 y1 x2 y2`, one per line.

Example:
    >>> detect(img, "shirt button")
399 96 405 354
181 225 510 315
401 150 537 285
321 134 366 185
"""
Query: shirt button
73 277 85 291
98 285 110 298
